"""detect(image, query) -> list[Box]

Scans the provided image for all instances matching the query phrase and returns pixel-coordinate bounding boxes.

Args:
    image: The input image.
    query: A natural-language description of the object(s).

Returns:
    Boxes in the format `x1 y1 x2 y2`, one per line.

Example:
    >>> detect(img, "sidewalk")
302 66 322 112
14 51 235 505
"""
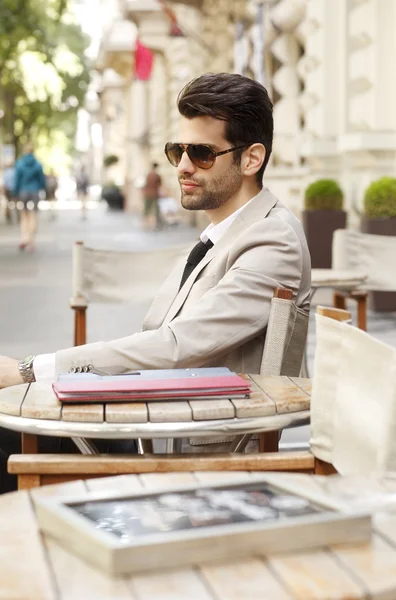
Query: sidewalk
0 203 200 357
1 202 395 448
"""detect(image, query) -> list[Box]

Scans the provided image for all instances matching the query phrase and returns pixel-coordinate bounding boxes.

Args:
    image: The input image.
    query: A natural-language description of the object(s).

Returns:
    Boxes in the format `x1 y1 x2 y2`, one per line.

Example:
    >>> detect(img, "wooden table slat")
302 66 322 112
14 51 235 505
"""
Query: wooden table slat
0 383 29 416
129 569 215 600
105 402 148 423
0 490 55 600
199 558 294 600
138 472 197 490
61 403 104 423
268 548 365 600
250 376 310 415
148 401 192 423
21 381 62 420
44 536 137 600
290 377 312 395
189 398 235 420
232 377 277 418
86 474 144 494
330 533 396 599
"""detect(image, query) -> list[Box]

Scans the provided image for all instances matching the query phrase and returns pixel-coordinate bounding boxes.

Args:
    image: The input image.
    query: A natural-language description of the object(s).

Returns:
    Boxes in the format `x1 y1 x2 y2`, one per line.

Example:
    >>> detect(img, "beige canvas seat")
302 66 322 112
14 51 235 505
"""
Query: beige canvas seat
312 229 396 331
70 240 189 346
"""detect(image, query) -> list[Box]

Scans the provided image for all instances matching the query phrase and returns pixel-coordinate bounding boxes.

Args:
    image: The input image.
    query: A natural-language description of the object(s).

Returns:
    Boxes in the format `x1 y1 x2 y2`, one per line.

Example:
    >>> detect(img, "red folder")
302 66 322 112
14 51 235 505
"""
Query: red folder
53 375 251 403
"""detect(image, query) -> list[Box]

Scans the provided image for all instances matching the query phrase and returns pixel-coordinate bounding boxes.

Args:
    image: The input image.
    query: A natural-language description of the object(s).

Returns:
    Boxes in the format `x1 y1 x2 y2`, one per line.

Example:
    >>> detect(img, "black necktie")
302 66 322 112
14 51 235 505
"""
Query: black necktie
179 239 214 291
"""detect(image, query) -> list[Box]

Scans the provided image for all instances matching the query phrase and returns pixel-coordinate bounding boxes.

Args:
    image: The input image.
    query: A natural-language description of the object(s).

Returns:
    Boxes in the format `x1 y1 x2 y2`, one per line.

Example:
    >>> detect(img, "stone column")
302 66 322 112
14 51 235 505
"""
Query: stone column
340 0 396 222
125 78 149 212
298 0 344 182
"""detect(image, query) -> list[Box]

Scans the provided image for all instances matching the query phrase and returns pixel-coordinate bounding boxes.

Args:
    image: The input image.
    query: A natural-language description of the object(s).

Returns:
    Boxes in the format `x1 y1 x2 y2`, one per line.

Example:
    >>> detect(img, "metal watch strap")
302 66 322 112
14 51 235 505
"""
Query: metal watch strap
18 355 36 383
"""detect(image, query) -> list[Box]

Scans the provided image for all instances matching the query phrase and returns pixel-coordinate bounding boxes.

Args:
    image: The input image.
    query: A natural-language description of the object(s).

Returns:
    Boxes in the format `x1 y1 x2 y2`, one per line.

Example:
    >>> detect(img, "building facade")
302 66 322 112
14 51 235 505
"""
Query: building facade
93 0 396 224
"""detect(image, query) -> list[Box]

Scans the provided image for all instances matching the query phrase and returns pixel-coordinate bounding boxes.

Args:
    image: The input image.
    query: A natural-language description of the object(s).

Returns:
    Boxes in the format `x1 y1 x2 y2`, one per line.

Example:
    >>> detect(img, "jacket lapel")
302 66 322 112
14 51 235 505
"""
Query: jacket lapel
163 188 279 324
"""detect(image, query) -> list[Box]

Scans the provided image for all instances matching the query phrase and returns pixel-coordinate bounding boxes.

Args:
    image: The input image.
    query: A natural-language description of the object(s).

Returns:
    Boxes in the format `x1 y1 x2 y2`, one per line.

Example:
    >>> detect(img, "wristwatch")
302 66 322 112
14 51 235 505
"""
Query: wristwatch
18 355 36 383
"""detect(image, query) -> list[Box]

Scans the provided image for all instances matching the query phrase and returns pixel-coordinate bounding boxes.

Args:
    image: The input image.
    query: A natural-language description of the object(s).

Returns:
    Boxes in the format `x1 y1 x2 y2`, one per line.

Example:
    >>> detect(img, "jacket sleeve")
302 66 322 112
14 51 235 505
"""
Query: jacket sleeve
54 219 305 374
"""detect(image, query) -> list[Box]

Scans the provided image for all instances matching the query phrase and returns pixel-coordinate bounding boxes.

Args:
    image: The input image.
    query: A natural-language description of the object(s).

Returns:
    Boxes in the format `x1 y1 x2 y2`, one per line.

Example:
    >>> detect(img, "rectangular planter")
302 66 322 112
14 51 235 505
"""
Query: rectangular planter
302 209 347 268
361 216 396 311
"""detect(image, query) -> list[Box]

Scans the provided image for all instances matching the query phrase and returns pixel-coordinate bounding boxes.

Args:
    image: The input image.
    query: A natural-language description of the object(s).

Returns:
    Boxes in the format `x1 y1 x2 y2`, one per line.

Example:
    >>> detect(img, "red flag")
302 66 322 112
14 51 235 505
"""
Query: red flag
135 40 154 81
158 0 184 37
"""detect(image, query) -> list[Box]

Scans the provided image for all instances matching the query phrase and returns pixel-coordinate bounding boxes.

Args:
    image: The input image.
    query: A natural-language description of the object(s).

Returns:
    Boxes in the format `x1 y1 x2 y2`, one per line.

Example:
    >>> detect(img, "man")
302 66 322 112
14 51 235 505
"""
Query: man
0 73 311 390
46 169 58 220
76 165 89 219
14 144 46 252
143 162 162 230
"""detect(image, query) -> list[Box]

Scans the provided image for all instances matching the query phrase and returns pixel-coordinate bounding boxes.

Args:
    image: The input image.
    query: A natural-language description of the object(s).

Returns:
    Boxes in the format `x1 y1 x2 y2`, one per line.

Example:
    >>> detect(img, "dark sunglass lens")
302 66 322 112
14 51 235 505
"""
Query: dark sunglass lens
165 143 183 167
188 145 215 169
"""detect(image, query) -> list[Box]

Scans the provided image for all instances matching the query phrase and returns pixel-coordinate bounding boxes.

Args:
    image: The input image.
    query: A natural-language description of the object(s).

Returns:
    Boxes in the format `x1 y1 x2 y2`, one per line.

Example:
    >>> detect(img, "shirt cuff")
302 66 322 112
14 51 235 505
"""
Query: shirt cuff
33 353 56 382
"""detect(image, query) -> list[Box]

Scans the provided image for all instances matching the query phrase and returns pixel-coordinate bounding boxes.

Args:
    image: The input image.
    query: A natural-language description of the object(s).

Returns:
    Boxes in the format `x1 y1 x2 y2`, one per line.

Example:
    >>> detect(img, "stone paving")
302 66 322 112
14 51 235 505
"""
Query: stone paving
1 201 395 447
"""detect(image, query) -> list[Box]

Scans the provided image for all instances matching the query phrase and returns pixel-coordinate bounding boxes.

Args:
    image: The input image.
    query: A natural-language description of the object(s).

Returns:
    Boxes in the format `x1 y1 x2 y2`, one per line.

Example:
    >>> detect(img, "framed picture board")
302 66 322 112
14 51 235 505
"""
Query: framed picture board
35 474 371 575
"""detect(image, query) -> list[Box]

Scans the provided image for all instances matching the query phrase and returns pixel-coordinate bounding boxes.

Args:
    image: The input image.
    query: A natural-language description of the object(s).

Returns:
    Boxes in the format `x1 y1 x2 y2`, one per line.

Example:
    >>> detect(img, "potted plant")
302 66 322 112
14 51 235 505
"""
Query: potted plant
101 155 125 210
302 179 346 268
362 176 396 311
101 181 124 210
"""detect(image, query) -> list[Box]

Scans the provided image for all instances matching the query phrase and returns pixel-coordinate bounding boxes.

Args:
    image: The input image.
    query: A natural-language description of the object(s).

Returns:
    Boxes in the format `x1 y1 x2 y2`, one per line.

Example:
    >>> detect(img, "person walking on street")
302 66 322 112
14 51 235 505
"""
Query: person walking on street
3 162 16 224
76 166 89 219
14 144 46 252
46 170 58 220
143 162 162 230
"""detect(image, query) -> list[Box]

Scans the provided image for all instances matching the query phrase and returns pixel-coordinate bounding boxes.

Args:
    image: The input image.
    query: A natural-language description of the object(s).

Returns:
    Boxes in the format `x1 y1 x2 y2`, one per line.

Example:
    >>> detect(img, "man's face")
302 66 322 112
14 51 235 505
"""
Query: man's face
176 116 243 211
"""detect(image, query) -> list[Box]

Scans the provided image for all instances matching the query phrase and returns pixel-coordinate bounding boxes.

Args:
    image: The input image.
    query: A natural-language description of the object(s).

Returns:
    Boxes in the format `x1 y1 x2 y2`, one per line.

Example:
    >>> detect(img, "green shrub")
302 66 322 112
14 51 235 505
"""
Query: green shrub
103 154 119 168
364 177 396 218
304 179 344 211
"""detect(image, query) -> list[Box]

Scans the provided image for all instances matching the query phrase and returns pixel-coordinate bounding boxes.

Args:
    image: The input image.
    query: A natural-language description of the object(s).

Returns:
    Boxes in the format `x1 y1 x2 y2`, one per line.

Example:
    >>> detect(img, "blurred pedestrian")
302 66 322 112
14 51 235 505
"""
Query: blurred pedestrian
76 166 89 219
3 162 16 224
14 144 46 252
46 170 58 220
143 162 162 230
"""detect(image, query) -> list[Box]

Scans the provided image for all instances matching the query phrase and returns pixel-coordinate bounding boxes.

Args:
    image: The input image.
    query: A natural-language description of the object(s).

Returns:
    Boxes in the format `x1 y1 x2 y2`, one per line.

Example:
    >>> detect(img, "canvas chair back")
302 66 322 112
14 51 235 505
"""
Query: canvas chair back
72 241 188 305
194 288 309 453
71 241 188 345
332 229 396 291
310 313 396 475
260 288 309 377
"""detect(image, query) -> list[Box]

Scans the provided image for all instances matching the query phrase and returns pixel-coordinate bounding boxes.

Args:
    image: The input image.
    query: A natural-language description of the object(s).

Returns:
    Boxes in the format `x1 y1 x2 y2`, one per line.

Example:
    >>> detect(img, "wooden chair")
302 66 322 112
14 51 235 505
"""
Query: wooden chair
70 240 189 346
12 306 360 490
312 228 396 331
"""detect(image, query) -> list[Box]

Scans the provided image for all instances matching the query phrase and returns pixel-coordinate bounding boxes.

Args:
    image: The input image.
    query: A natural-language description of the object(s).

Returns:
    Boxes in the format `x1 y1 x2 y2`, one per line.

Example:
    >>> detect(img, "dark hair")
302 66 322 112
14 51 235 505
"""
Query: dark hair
177 73 273 186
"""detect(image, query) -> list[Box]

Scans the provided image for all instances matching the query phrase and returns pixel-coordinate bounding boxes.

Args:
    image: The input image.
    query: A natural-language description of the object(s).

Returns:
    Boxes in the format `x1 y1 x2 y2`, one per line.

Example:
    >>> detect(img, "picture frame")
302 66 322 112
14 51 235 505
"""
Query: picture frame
35 474 371 575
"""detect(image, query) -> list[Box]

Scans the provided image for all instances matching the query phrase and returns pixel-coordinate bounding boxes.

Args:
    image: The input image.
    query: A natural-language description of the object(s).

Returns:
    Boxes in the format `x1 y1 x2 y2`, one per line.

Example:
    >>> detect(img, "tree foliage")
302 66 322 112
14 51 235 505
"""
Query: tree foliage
0 0 90 163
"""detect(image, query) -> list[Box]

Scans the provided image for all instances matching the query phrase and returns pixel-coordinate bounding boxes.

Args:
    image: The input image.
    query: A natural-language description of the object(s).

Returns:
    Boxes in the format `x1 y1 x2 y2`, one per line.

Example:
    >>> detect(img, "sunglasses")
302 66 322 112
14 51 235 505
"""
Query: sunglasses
164 142 250 170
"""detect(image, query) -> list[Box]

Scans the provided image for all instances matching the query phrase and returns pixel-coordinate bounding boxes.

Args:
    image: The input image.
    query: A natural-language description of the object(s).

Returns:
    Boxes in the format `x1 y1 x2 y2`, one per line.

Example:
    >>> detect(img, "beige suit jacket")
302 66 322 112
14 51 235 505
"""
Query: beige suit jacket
55 189 311 375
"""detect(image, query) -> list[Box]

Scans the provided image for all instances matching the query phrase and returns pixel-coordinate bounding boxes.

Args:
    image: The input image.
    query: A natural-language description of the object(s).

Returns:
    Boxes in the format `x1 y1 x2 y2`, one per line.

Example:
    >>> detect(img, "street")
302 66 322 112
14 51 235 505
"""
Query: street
1 202 395 448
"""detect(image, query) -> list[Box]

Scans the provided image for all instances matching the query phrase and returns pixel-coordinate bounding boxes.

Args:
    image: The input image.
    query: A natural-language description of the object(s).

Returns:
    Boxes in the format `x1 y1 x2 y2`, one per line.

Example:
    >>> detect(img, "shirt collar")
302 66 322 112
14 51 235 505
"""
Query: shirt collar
200 195 257 245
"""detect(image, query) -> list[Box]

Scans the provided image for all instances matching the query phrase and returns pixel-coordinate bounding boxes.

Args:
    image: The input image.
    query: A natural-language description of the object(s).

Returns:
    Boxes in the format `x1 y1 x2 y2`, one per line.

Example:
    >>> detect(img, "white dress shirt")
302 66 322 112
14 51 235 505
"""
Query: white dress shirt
34 196 256 381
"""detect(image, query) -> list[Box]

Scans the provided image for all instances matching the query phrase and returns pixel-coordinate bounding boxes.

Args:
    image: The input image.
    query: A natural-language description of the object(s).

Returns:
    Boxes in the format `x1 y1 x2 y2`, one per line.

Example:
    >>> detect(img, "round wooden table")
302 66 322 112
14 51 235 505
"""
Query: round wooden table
2 470 396 599
0 375 311 453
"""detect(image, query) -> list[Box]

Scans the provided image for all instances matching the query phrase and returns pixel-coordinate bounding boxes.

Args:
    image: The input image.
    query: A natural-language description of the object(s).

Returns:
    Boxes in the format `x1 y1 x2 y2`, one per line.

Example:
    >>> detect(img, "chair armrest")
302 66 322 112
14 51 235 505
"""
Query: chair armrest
8 451 315 475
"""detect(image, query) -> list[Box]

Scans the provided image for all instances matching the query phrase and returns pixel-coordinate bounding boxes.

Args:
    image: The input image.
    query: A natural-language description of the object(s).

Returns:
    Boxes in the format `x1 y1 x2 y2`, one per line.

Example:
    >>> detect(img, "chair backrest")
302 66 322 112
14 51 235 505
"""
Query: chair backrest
310 312 396 475
332 229 396 291
71 241 189 345
72 241 189 305
260 288 309 377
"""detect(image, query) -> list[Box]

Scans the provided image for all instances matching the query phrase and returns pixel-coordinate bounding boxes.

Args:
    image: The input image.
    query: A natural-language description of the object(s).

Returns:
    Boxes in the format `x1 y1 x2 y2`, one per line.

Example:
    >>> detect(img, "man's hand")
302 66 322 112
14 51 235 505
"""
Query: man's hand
0 356 24 389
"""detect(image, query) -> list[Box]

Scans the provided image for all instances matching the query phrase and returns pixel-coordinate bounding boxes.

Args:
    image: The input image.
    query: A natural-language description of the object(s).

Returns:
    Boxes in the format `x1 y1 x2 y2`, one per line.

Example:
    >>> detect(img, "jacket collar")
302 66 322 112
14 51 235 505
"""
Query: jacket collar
163 187 278 323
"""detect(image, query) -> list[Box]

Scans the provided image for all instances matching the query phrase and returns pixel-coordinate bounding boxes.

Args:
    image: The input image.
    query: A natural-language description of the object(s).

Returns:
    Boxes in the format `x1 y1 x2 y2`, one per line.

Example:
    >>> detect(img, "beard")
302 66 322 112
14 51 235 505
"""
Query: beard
179 163 243 211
